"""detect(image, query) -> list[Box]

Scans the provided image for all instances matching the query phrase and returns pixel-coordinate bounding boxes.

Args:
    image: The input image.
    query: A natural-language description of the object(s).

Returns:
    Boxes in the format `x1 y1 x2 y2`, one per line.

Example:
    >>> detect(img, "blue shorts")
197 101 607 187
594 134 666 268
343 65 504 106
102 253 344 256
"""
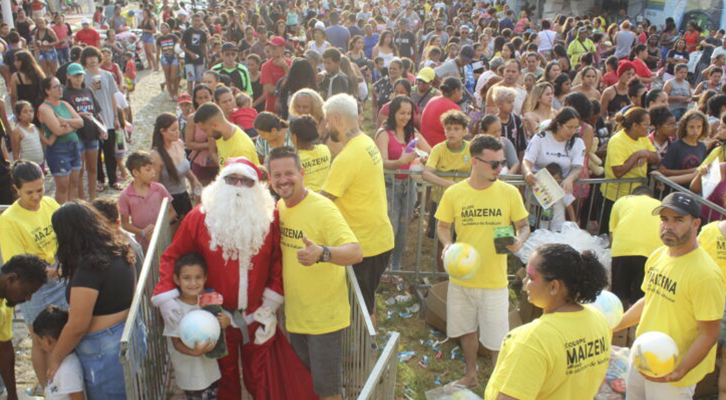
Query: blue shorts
185 63 205 82
46 140 82 176
161 53 178 66
39 49 58 62
76 319 147 400
80 139 99 152
140 32 154 44
18 277 68 324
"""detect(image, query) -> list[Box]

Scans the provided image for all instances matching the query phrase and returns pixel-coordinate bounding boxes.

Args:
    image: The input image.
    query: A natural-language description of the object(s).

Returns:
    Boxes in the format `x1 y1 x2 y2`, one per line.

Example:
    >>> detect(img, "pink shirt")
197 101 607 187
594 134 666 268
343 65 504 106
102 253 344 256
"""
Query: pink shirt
118 181 172 249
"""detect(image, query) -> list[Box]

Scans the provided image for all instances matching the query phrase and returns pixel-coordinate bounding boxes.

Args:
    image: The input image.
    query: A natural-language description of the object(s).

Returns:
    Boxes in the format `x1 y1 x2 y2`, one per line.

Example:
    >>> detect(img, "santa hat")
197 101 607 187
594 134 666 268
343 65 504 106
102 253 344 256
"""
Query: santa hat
222 157 262 182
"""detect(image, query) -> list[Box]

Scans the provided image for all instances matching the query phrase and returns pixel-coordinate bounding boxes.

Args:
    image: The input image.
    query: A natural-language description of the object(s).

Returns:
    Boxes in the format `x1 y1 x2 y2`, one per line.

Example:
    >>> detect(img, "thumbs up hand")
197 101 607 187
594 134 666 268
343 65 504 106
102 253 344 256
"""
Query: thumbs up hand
297 236 323 266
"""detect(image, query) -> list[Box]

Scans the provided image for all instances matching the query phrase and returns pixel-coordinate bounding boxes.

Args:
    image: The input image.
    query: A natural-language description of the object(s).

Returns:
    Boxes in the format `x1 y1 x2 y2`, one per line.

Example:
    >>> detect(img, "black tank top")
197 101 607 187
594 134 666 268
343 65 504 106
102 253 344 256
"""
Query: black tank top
608 90 630 116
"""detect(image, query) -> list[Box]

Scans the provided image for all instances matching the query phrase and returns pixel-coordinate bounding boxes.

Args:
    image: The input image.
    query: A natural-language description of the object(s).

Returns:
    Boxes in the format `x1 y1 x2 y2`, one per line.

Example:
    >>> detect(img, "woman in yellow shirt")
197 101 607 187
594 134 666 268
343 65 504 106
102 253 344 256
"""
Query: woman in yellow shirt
288 115 331 193
485 243 611 400
0 160 67 394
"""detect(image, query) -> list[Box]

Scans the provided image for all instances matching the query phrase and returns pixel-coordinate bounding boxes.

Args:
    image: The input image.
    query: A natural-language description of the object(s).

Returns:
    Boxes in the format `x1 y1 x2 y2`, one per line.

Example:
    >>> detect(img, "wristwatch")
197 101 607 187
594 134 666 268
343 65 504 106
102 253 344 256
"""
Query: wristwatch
317 246 331 263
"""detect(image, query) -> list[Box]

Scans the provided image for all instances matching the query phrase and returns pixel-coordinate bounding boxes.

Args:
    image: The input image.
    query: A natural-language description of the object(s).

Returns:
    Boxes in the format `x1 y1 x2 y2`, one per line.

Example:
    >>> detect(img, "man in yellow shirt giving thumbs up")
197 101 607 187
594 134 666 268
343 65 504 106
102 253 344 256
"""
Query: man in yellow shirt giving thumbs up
269 147 362 400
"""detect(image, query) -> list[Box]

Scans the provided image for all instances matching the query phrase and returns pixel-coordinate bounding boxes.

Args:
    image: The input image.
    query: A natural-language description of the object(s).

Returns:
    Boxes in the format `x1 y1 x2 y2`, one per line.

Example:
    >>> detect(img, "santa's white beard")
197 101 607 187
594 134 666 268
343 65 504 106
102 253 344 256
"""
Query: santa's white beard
201 179 275 266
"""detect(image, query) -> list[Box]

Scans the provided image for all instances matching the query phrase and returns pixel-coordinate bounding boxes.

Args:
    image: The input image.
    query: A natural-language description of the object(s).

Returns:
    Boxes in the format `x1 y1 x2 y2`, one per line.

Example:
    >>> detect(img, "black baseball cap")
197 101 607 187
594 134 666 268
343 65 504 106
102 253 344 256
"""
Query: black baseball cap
652 192 701 219
222 42 238 53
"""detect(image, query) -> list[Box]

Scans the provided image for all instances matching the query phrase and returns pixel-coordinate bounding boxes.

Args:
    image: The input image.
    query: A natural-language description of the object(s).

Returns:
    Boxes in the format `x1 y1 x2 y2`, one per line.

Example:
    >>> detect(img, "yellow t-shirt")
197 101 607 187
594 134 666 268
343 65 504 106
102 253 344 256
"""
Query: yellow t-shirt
435 179 528 288
425 140 472 202
638 246 725 387
216 127 259 167
609 195 662 257
299 144 331 193
698 221 726 284
0 197 60 264
0 300 13 342
699 146 725 168
278 192 358 334
485 307 611 400
601 129 655 201
322 134 394 257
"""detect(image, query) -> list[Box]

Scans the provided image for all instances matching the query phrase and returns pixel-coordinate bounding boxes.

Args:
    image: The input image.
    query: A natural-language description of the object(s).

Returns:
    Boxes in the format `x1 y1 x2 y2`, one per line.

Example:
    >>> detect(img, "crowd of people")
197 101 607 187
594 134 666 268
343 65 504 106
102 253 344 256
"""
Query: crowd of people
2 0 726 399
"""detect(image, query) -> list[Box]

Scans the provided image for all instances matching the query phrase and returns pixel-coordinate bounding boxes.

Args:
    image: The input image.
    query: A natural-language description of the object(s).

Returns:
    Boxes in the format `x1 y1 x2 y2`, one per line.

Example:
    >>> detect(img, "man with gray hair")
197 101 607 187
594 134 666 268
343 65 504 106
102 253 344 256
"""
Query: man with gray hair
321 94 394 326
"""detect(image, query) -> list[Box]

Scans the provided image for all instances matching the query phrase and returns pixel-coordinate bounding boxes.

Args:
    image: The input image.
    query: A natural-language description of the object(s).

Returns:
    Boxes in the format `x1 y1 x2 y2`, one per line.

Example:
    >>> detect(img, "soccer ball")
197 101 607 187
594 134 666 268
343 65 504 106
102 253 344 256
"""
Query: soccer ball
444 243 481 280
632 331 679 378
590 290 624 329
179 310 221 349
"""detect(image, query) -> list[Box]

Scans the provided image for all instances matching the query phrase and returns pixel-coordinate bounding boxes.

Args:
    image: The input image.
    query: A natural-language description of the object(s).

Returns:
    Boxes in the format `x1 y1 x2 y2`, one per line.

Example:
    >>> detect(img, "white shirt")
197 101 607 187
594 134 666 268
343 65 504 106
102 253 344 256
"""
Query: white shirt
538 30 557 52
474 70 496 108
523 131 586 177
45 353 84 400
163 299 222 391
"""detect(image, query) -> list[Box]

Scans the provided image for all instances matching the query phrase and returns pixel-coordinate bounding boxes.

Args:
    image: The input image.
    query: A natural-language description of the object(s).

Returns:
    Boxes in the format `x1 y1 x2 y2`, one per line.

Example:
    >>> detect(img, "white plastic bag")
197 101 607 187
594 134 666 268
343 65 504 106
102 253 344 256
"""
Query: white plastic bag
425 386 483 400
516 222 611 273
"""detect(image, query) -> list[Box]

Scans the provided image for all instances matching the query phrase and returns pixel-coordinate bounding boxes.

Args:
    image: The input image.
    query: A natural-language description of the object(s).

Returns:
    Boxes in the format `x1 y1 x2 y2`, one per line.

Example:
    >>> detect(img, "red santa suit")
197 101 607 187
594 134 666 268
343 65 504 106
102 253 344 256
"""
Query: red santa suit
152 158 316 400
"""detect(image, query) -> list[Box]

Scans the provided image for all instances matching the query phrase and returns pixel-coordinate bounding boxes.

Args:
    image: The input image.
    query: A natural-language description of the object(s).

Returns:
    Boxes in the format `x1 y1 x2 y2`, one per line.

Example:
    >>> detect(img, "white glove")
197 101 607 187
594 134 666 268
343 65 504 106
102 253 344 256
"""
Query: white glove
253 306 277 345
160 299 183 330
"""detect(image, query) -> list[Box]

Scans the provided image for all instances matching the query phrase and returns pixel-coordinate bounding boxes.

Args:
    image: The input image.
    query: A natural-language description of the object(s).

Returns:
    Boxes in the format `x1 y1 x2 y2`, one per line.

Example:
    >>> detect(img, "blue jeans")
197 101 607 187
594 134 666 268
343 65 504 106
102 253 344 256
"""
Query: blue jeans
56 47 70 65
75 320 147 400
385 175 417 270
18 277 68 324
46 140 82 177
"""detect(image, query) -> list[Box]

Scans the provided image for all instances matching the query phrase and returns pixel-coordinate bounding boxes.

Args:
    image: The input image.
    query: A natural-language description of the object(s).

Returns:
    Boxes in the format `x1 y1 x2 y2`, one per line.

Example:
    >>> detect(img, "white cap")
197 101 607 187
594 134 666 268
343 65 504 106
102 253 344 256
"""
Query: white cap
81 18 90 24
314 21 325 30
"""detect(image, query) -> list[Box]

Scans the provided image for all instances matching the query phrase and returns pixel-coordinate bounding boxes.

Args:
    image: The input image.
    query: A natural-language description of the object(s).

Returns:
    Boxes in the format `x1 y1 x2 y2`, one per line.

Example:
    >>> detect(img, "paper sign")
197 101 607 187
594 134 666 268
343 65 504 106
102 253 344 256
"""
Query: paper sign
532 168 565 210
702 158 721 200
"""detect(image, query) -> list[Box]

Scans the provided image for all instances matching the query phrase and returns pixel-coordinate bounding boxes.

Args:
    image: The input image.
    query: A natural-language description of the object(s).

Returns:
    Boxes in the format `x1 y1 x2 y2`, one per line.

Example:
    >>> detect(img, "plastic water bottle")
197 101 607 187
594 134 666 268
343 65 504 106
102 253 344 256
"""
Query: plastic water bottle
405 138 419 153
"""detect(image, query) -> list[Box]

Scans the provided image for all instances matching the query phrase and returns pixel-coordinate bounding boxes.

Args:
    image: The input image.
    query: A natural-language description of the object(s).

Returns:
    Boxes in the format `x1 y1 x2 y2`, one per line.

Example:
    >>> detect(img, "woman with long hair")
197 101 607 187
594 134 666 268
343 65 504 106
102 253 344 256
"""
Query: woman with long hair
38 76 84 204
659 109 709 185
186 86 218 185
664 38 689 81
151 112 201 219
48 200 142 400
156 23 180 99
523 81 556 137
540 61 561 84
253 112 294 163
659 17 678 63
552 73 572 110
375 95 430 271
523 107 586 196
10 50 45 110
33 17 59 76
552 44 571 73
373 30 397 68
139 8 158 71
0 160 68 396
63 63 104 201
486 244 610 400
288 115 331 192
278 58 317 119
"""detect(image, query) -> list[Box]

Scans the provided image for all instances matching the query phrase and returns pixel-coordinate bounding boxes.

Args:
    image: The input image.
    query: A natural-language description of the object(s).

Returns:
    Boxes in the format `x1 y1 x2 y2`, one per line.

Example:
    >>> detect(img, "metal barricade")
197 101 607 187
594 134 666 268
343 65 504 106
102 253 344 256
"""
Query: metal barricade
117 199 396 399
356 332 400 400
382 169 648 286
651 174 726 224
119 198 172 400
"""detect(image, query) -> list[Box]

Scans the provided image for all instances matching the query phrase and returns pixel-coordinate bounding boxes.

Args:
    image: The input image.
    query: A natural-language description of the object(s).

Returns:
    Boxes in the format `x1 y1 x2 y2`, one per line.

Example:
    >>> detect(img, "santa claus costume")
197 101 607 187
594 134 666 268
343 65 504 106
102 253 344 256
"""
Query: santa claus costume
152 157 316 400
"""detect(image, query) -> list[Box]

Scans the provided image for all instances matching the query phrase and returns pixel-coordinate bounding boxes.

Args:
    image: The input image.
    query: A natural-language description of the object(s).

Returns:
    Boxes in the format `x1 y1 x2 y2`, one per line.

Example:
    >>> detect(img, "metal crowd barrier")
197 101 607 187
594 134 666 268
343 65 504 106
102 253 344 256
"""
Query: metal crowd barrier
382 169 650 286
119 198 172 400
357 332 400 400
118 199 397 399
651 174 726 224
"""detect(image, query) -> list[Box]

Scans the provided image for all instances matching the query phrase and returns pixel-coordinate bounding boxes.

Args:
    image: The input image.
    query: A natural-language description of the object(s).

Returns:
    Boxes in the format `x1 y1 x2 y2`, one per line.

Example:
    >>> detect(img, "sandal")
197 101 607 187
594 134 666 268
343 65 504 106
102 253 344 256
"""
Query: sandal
96 182 106 192
111 182 124 191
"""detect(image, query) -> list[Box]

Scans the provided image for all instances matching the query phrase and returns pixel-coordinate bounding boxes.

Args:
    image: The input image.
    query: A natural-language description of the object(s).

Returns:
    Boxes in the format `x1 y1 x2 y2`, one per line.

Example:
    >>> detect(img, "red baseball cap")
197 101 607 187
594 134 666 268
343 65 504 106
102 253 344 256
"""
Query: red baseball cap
269 36 286 47
178 93 192 104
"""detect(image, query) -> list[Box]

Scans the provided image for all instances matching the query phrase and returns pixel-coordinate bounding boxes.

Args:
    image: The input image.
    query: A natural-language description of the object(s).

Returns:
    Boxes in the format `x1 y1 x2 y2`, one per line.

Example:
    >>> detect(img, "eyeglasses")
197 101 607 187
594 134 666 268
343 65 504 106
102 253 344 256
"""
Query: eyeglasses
51 84 61 89
224 175 255 187
473 156 505 169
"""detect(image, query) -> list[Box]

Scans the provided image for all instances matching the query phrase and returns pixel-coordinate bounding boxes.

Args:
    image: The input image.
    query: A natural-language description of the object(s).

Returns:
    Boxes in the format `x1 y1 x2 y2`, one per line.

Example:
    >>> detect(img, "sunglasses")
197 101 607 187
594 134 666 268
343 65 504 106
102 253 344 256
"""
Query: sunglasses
474 156 505 169
224 175 255 187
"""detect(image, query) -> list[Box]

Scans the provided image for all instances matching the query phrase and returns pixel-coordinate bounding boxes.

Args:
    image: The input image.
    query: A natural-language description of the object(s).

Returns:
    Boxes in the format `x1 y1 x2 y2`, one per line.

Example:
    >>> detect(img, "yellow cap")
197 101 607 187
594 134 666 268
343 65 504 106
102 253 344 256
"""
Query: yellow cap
417 67 435 83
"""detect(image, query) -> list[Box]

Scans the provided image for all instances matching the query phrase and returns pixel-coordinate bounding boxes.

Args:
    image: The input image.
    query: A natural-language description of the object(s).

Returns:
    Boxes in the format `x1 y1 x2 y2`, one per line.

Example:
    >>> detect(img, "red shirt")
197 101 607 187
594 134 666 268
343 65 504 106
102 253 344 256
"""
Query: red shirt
632 58 652 89
51 23 70 49
420 96 461 146
125 60 136 79
603 71 618 88
101 62 121 85
230 107 258 130
74 28 100 48
260 58 292 112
